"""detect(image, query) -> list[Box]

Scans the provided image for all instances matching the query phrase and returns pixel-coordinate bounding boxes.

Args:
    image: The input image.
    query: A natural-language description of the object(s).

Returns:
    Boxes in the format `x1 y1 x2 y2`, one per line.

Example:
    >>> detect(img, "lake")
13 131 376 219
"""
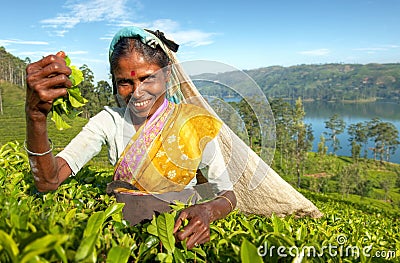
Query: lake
302 100 400 164
206 89 400 164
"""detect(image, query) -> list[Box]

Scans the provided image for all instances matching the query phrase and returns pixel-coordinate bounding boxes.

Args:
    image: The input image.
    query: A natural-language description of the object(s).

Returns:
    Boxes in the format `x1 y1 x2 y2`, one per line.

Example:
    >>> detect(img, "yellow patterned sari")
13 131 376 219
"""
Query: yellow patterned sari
113 101 222 194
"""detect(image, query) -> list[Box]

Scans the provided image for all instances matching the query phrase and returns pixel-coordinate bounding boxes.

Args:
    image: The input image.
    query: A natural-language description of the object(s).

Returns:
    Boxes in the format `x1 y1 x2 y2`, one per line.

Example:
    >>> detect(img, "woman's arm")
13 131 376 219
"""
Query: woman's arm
173 190 237 249
25 52 73 191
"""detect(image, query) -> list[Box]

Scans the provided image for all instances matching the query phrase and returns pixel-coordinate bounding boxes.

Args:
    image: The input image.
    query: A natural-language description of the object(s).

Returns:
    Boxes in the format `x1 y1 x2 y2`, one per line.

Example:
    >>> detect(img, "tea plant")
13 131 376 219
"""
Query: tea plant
0 141 399 262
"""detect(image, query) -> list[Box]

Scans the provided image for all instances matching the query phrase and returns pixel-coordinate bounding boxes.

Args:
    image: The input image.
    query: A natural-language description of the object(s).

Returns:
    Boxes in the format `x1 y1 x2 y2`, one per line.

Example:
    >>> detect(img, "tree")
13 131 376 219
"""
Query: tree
270 99 293 168
337 164 359 197
292 97 314 187
348 122 369 159
324 114 346 155
77 64 96 118
317 135 328 156
270 98 313 188
367 118 400 162
380 179 394 202
355 178 373 199
94 80 114 112
350 141 361 162
236 98 261 150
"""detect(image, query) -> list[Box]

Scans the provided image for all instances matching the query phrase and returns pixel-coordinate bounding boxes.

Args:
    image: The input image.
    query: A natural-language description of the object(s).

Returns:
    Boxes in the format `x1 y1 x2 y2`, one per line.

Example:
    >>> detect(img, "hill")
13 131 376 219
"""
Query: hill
192 63 400 102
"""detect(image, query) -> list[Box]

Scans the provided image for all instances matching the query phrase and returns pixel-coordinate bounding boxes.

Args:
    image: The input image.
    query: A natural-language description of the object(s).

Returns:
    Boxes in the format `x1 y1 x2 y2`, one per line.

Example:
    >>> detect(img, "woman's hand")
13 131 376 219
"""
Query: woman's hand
173 203 212 249
25 51 72 120
173 191 236 249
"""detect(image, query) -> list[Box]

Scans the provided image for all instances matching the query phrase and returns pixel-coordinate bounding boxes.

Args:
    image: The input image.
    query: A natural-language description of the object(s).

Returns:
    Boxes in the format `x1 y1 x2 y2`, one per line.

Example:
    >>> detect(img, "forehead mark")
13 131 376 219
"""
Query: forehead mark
130 71 135 76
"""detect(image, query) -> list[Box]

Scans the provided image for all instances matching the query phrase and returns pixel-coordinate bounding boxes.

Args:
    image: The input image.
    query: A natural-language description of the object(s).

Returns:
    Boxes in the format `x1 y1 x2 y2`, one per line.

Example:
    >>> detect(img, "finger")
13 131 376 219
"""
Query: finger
197 235 211 245
30 77 70 103
173 212 188 233
36 86 68 103
187 235 210 249
176 217 205 241
26 54 68 75
48 73 73 89
173 218 183 234
27 64 71 90
56 51 66 58
186 227 209 249
43 60 72 79
29 72 72 91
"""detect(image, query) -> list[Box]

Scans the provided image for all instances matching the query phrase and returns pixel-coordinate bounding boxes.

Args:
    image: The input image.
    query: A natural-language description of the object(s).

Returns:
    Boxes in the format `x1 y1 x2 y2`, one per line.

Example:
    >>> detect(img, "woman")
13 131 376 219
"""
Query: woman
25 26 236 249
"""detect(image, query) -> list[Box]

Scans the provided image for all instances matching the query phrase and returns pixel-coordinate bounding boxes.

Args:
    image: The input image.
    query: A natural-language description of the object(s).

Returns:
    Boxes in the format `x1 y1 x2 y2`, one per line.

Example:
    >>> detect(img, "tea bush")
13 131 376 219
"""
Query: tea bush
0 141 399 262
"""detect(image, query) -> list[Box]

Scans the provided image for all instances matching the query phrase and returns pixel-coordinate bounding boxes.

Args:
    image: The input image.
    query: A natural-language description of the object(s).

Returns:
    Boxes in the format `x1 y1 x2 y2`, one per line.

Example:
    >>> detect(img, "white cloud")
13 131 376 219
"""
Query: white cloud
171 30 214 47
147 19 215 47
353 47 387 51
353 45 400 52
0 39 49 46
42 1 215 47
113 19 215 47
40 0 134 36
299 48 330 56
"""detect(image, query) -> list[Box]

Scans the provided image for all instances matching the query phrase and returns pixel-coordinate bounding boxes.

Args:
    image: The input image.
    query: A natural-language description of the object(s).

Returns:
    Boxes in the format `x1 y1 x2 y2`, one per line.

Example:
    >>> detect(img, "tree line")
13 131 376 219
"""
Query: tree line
322 114 400 162
192 63 400 102
0 47 28 87
3 46 400 118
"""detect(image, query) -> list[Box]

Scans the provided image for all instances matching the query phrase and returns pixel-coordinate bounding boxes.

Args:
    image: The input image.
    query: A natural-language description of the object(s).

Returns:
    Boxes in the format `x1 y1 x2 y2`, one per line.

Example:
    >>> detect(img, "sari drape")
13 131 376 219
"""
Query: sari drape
113 102 222 194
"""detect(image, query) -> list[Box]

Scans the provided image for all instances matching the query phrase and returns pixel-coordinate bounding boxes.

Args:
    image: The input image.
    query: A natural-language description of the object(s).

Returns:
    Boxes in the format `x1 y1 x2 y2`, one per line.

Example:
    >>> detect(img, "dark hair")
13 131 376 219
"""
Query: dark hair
110 37 170 94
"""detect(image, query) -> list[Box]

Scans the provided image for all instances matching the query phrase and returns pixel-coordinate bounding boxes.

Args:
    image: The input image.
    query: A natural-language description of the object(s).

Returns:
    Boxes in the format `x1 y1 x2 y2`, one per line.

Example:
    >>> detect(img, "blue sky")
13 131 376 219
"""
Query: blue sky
1 0 399 83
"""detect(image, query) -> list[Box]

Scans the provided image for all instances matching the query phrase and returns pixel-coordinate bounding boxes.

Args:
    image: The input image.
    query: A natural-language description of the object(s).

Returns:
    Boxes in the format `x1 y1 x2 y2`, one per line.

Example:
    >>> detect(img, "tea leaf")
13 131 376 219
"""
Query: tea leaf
104 203 125 219
51 108 71 130
240 238 263 263
173 248 186 263
157 213 175 254
20 234 69 263
147 215 158 237
0 230 19 262
83 211 105 237
106 246 131 263
50 55 87 130
75 233 98 262
137 235 159 259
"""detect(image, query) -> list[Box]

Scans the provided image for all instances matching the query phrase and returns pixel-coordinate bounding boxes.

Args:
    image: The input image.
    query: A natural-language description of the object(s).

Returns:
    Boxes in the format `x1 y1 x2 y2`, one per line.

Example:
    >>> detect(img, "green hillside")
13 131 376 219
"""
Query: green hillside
193 63 400 102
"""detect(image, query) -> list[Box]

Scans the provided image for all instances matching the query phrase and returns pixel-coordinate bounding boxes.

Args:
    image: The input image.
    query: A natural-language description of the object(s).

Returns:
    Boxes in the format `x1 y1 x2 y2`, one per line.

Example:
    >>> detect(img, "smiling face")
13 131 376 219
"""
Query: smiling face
114 51 169 125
